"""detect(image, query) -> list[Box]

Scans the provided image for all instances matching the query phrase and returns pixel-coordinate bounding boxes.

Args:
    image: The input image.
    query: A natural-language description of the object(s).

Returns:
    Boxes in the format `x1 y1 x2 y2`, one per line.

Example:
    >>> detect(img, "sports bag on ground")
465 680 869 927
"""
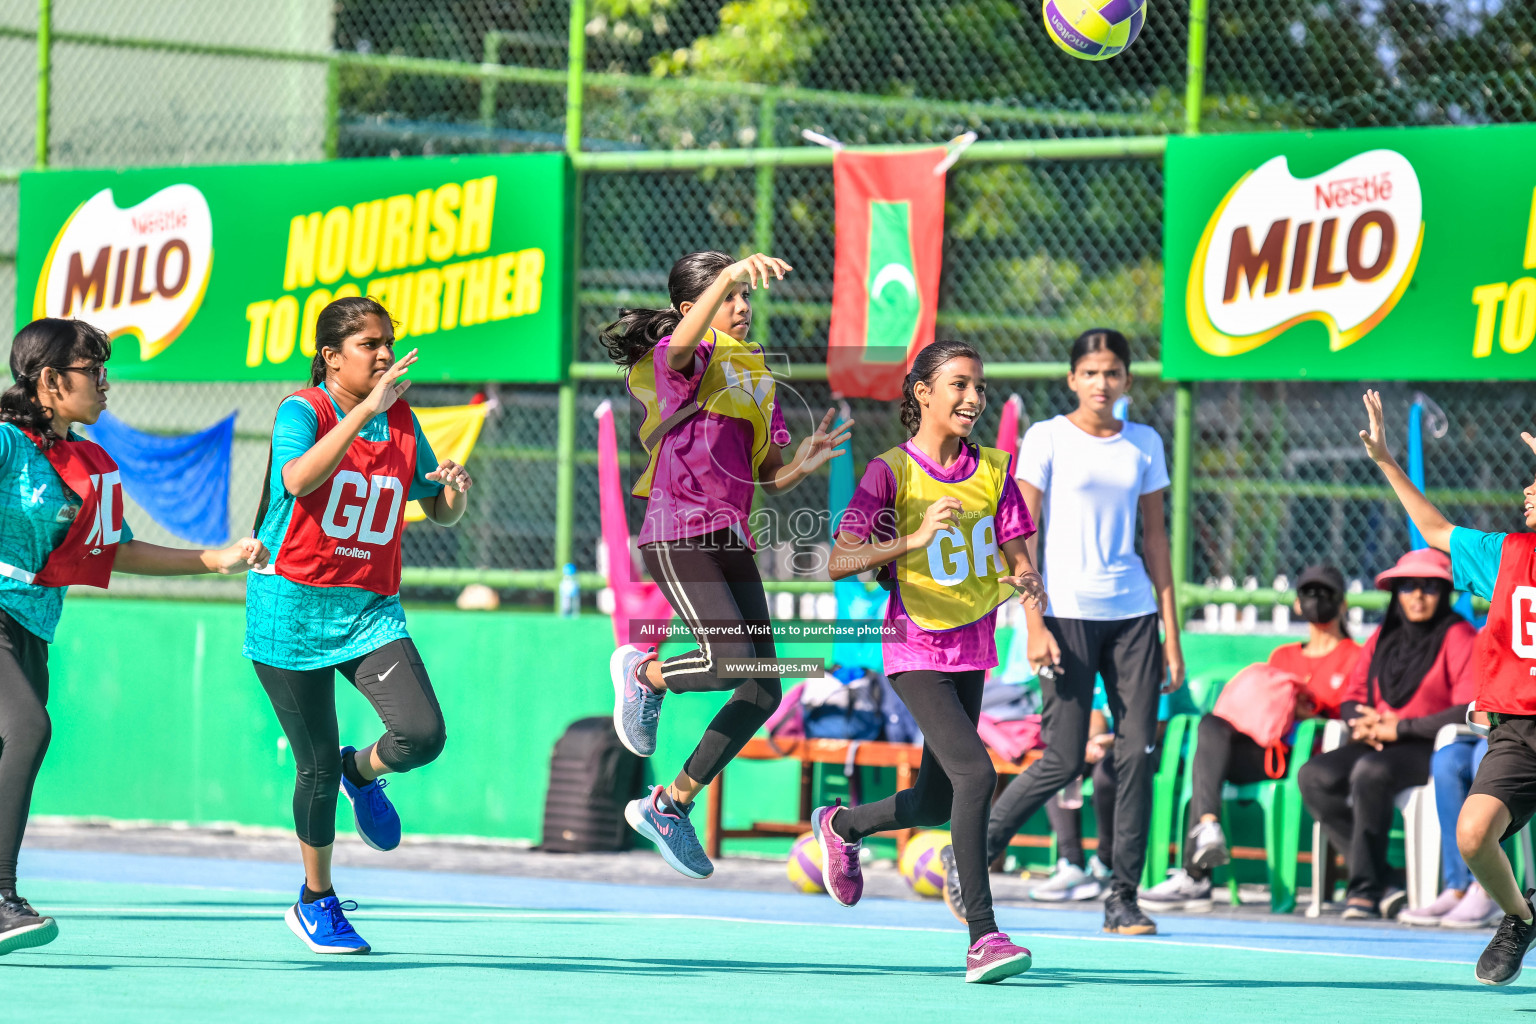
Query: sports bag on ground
541 716 644 852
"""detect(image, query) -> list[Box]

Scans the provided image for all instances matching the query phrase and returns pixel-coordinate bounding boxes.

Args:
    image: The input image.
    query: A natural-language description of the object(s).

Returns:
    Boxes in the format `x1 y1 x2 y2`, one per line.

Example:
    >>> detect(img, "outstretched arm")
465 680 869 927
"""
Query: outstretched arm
114 538 268 576
1358 389 1454 552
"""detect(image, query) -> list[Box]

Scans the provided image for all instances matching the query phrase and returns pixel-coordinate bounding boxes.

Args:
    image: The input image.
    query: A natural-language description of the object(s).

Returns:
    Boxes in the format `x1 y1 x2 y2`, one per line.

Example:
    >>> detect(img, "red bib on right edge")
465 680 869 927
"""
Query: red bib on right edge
1476 532 1536 716
273 388 416 596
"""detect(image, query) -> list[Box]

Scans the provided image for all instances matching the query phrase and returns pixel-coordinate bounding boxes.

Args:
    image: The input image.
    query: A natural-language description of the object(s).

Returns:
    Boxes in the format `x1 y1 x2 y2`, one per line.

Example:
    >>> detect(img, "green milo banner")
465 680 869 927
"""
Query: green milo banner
17 153 570 382
1163 124 1536 380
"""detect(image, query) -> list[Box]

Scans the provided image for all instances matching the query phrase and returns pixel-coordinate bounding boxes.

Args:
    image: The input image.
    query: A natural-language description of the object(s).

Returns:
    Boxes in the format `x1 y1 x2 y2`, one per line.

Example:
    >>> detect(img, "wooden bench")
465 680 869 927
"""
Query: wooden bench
703 736 1043 858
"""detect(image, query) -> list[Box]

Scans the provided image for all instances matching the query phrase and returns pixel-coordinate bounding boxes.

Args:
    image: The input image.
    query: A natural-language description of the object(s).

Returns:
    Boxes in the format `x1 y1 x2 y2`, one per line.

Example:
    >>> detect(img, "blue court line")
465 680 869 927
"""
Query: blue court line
21 848 1490 965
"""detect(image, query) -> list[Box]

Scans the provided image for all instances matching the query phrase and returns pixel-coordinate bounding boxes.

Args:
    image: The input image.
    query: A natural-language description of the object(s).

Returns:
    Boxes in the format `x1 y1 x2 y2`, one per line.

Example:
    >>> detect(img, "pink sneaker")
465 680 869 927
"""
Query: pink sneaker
966 931 1032 984
1398 887 1465 926
812 803 863 907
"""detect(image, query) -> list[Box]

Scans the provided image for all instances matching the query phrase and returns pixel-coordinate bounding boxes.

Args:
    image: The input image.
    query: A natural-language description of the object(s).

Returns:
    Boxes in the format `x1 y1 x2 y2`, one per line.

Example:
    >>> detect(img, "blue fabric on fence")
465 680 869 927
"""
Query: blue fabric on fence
87 410 234 546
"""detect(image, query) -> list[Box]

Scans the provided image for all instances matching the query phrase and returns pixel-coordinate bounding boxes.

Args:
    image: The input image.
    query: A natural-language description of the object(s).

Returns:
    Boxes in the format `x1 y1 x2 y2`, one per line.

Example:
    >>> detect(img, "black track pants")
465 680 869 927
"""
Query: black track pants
641 529 780 786
253 637 445 847
986 614 1163 890
835 669 999 943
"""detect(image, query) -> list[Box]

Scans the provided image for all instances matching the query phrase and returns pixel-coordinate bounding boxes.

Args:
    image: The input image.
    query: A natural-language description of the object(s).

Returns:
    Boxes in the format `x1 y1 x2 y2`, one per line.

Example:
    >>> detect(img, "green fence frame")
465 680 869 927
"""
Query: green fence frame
2 0 1270 612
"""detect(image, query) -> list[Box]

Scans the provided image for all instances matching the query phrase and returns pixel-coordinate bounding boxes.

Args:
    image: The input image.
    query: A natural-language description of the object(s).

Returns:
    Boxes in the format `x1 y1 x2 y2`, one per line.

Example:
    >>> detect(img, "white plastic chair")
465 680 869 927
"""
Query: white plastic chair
1306 720 1449 916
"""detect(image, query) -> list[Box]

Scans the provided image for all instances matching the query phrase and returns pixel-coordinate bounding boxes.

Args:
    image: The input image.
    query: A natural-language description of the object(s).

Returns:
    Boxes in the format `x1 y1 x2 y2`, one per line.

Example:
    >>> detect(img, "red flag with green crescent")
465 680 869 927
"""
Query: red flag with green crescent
827 148 947 400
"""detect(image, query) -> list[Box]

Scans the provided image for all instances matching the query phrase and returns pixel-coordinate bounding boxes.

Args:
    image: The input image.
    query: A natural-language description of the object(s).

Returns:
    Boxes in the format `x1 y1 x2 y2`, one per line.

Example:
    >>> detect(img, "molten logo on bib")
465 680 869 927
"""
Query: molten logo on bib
33 185 213 363
1187 150 1424 357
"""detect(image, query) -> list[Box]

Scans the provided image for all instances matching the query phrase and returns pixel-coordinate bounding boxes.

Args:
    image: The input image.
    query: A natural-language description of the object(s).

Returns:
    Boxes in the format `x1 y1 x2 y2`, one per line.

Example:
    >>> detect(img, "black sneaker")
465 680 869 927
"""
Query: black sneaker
0 893 58 955
941 845 966 924
1103 882 1158 935
1476 889 1536 986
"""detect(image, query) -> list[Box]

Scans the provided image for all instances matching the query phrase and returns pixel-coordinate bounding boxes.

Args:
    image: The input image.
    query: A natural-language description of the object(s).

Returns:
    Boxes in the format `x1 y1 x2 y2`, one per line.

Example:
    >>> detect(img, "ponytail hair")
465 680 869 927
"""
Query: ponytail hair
310 295 395 386
600 250 736 368
899 340 983 435
2 318 111 449
1069 327 1132 372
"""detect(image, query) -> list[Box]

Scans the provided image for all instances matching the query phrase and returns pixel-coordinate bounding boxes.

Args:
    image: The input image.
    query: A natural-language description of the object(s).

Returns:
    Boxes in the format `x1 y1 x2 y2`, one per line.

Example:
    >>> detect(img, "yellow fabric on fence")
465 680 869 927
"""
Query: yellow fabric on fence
406 403 491 523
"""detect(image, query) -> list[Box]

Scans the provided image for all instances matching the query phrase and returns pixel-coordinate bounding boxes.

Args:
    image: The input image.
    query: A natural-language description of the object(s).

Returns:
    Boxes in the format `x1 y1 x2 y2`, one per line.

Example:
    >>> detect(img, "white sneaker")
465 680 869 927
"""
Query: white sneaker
1028 859 1103 902
1140 869 1213 912
1188 820 1229 873
1087 855 1111 882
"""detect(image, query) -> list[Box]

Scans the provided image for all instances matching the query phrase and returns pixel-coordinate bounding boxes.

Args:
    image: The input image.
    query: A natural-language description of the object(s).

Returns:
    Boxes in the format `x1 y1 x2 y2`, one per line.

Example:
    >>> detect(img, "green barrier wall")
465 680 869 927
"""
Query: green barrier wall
33 601 1294 847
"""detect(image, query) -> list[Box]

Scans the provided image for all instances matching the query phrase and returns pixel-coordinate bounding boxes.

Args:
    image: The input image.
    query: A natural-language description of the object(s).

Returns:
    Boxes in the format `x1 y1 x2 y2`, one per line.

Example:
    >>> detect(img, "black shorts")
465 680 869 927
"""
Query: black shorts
1468 716 1536 841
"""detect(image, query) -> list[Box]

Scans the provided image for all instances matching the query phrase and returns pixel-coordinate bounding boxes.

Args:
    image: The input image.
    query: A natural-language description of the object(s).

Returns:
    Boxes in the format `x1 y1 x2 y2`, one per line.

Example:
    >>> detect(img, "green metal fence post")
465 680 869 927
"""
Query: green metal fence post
1172 381 1195 618
752 93 777 349
1184 0 1209 135
480 31 504 132
323 59 339 160
35 0 50 168
553 0 588 599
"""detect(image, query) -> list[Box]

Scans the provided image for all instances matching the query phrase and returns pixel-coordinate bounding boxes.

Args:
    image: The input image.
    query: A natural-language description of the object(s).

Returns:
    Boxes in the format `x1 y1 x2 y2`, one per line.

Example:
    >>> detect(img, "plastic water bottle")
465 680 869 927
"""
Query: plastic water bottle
558 563 580 618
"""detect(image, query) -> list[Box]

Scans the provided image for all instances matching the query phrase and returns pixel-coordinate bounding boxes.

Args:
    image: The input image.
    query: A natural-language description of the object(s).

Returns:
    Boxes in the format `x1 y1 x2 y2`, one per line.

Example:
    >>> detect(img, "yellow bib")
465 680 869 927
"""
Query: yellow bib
879 443 1015 632
627 328 777 498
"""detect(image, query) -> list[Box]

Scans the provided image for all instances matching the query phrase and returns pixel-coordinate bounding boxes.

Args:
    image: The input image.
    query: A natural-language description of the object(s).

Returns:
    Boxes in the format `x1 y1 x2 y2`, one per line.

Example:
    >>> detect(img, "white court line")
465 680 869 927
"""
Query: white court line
49 905 1475 967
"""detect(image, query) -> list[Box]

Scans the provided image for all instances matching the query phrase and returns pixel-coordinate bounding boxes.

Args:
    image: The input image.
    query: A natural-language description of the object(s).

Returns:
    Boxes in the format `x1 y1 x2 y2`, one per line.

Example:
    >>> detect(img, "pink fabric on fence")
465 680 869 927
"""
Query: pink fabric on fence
993 393 1023 463
976 712 1042 762
595 401 674 650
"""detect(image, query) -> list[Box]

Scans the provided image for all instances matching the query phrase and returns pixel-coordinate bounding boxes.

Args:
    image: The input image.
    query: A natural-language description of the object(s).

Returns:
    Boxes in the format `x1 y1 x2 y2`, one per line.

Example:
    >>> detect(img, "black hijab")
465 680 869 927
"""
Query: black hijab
1367 583 1464 709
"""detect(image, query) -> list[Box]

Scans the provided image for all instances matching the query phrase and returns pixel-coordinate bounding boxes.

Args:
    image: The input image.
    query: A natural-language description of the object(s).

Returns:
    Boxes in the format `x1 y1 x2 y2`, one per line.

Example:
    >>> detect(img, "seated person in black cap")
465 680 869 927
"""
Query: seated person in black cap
1141 565 1362 909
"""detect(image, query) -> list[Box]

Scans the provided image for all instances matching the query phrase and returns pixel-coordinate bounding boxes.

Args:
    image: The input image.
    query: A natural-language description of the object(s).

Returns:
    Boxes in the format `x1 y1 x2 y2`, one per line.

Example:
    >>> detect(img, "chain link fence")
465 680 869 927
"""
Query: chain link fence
1 0 1533 606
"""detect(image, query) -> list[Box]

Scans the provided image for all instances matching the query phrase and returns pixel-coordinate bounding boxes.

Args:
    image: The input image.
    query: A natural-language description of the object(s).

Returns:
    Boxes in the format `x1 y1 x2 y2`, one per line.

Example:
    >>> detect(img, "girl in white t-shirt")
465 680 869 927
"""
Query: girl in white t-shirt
983 328 1183 936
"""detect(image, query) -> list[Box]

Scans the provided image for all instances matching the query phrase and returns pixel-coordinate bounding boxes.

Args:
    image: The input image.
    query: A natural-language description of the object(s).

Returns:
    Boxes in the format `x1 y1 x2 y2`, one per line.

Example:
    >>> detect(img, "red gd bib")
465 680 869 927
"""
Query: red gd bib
273 389 416 595
22 430 124 589
1476 532 1536 715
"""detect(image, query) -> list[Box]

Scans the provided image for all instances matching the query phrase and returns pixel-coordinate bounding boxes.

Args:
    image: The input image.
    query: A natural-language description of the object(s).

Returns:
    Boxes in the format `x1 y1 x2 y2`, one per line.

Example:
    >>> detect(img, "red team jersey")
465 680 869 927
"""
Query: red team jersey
1476 532 1536 716
272 388 416 596
26 429 124 588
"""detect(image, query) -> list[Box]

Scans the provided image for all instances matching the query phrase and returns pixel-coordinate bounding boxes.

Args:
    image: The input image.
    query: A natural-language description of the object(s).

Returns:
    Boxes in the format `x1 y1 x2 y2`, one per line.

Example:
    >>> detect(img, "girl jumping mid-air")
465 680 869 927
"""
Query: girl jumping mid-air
602 250 850 879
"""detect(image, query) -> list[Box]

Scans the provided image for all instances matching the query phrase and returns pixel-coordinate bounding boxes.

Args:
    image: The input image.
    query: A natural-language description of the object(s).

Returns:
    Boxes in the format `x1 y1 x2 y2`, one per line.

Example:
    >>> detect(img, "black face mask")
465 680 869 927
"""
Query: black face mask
1298 590 1341 625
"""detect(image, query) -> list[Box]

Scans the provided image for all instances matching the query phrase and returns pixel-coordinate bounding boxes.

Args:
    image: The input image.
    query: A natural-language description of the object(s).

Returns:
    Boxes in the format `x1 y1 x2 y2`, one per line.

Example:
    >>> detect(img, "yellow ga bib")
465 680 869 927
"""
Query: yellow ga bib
879 443 1015 632
627 328 777 498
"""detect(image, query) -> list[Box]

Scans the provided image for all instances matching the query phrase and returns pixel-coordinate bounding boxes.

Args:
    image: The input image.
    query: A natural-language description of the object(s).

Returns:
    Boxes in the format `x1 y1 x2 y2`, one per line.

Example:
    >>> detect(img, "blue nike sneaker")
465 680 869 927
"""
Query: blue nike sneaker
285 888 370 954
610 644 663 757
625 785 714 879
340 746 401 851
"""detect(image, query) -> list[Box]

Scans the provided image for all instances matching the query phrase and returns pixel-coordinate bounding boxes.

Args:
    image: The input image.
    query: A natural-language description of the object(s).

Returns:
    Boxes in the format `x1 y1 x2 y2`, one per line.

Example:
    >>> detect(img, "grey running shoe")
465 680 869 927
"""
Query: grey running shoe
1140 869 1213 912
0 894 57 955
942 845 965 923
625 785 714 879
1477 889 1536 985
611 644 662 757
1188 819 1230 874
1029 859 1102 902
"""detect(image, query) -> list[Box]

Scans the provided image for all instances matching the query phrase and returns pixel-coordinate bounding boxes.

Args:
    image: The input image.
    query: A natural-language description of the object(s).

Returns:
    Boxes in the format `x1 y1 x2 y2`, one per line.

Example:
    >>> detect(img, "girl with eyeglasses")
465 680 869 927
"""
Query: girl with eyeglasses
0 318 267 955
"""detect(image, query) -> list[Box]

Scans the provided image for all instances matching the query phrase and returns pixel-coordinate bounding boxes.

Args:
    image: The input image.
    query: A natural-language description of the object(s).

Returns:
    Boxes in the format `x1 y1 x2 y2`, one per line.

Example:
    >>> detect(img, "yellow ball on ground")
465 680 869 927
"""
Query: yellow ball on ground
786 832 826 894
899 830 952 898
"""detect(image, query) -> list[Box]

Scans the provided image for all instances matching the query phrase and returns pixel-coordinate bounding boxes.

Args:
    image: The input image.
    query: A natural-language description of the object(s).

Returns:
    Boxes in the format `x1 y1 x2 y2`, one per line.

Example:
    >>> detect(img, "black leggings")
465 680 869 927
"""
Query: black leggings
253 637 446 847
1297 738 1433 902
641 529 780 786
987 614 1163 890
834 669 998 943
1185 712 1270 879
0 610 50 894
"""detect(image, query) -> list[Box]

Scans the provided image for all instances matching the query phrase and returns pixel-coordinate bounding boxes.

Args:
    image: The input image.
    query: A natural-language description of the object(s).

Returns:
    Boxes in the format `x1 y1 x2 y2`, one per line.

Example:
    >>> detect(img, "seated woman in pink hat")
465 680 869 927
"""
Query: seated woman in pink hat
1296 546 1477 920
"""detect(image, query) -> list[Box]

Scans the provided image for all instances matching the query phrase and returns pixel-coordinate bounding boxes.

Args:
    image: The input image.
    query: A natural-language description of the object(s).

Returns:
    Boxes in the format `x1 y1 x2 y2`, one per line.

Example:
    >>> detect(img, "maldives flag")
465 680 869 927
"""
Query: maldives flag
827 148 947 400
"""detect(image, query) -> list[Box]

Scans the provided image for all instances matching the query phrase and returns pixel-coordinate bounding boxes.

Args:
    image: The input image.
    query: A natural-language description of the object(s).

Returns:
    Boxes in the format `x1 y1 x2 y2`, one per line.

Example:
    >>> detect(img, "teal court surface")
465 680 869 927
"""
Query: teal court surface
8 847 1533 1022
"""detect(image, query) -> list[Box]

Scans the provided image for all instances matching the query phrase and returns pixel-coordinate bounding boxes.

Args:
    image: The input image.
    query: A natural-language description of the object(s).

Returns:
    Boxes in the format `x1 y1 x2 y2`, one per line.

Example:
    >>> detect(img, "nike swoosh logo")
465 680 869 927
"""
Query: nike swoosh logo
968 951 985 961
302 912 319 935
378 661 400 682
1145 745 1156 755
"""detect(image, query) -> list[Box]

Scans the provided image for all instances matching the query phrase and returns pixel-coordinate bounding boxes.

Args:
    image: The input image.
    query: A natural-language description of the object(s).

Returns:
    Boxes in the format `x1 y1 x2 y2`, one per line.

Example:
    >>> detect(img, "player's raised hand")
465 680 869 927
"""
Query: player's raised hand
426 459 473 494
1521 430 1536 458
365 348 417 417
792 408 854 475
1358 389 1394 466
723 253 793 290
